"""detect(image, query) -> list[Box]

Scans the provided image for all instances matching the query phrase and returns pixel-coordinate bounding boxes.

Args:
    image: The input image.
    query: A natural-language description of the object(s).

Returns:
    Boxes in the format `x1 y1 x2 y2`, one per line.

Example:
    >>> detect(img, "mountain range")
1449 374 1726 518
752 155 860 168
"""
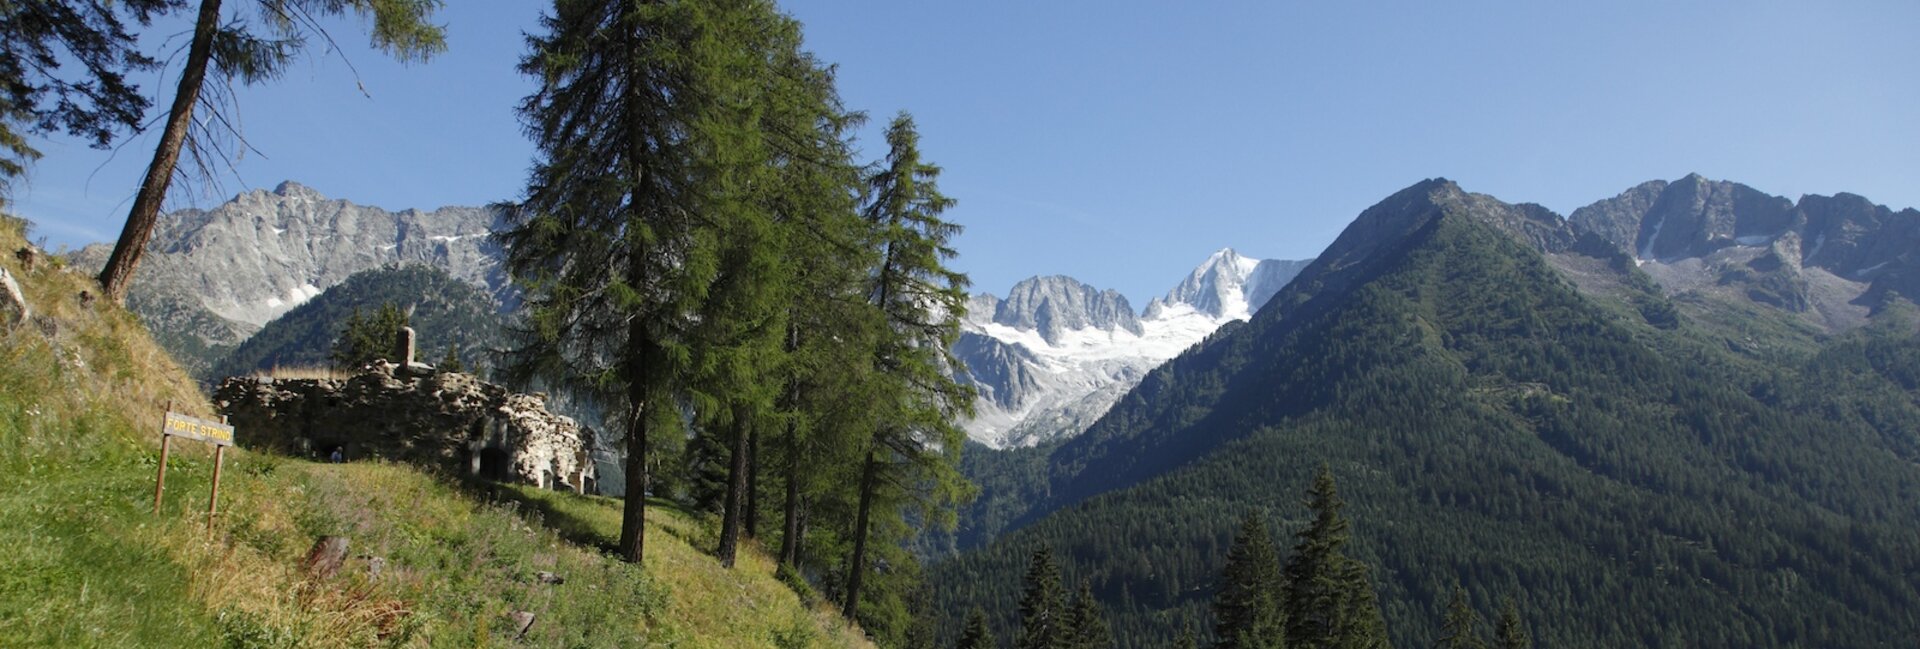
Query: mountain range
68 181 508 376
954 251 1312 448
930 176 1920 648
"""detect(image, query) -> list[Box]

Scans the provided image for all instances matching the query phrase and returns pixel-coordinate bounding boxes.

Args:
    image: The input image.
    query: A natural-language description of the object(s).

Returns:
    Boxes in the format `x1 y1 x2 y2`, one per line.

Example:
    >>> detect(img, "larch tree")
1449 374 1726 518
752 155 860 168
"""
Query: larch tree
841 111 974 621
1215 512 1286 649
497 0 738 565
700 2 863 569
96 0 445 302
1282 465 1389 649
0 0 179 203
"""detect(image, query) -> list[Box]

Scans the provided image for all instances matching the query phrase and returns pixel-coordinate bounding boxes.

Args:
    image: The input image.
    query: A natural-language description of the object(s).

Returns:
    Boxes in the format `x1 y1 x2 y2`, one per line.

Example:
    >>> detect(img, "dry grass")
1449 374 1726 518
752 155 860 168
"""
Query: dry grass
0 216 876 648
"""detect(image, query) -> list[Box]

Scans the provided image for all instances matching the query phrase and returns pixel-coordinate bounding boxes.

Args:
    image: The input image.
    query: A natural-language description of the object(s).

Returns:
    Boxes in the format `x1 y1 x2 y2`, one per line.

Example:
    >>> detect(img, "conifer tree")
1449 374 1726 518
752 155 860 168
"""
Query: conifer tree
1065 578 1113 649
498 0 754 565
438 342 463 373
1493 598 1528 649
1017 547 1066 649
1282 465 1389 649
842 112 974 619
97 0 445 302
1175 624 1200 649
331 303 408 369
1215 512 1285 649
957 608 996 649
1435 586 1486 649
0 0 178 203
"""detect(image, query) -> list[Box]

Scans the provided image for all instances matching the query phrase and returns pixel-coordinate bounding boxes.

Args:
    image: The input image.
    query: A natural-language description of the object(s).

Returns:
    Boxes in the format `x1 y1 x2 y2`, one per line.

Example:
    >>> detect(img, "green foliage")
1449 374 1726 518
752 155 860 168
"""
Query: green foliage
1214 512 1285 649
929 197 1920 648
1017 547 1066 649
1282 467 1387 649
438 342 463 373
1064 579 1113 649
212 264 498 378
329 303 408 369
1434 587 1485 649
0 0 178 199
1492 598 1527 649
957 608 996 649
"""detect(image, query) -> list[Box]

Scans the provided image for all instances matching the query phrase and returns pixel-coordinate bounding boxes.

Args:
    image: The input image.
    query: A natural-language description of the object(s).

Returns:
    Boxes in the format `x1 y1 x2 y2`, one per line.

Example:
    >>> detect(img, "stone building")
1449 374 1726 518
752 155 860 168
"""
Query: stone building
213 329 595 493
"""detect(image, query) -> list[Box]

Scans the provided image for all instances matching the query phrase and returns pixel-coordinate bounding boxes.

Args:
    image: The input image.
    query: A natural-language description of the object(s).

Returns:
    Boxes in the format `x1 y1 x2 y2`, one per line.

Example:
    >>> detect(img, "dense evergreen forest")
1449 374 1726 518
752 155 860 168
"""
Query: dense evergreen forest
927 182 1920 648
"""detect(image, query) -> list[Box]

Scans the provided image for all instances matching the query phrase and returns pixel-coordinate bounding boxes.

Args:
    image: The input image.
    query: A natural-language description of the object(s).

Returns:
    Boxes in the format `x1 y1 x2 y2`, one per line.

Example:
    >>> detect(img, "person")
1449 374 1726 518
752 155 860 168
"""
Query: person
329 447 344 464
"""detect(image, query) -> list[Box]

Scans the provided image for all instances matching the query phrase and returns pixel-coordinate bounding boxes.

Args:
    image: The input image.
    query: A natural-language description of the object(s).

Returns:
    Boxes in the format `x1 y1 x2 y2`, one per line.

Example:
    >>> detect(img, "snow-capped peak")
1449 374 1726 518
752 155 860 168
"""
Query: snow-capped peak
1145 247 1264 320
954 248 1314 449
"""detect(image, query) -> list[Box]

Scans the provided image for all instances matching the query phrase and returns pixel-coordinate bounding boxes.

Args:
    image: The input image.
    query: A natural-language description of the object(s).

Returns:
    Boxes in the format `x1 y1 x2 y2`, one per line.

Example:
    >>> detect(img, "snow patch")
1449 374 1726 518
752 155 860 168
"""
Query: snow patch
1735 234 1773 246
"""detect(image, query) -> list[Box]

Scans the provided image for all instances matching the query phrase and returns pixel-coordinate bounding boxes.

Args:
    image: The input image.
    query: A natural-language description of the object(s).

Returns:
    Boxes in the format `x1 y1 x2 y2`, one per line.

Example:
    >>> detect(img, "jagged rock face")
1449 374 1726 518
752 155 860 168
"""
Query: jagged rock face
954 248 1313 448
993 275 1141 342
214 362 595 492
69 181 508 374
1567 174 1920 328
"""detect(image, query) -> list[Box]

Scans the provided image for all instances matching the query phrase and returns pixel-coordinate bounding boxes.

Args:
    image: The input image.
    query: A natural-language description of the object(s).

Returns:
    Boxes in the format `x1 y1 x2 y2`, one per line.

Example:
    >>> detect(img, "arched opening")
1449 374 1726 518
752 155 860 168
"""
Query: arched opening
479 448 510 482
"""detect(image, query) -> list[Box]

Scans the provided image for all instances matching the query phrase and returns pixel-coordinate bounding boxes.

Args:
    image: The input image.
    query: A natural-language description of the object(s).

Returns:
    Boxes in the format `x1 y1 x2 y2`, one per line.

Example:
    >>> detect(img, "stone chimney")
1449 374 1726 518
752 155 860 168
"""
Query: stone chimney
394 326 416 366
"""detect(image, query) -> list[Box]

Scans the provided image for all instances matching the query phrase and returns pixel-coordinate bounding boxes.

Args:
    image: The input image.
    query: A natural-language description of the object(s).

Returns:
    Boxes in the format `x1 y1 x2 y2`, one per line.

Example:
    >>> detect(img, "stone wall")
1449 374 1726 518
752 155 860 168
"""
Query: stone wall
214 361 596 493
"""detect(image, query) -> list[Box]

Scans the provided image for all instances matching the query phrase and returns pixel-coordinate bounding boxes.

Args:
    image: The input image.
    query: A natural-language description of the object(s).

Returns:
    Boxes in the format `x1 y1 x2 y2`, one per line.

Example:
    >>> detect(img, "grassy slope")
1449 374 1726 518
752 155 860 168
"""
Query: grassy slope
0 217 870 648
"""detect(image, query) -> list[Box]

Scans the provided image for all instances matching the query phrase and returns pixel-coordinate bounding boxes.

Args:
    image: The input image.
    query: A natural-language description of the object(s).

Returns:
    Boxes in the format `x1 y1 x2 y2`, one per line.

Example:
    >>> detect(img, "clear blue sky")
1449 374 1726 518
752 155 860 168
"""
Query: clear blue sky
13 1 1920 306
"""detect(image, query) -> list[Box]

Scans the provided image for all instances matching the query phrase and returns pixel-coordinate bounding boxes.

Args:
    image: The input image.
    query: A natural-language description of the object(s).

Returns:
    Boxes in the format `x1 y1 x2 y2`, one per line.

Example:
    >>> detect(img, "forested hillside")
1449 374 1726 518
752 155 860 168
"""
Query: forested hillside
928 180 1920 648
209 264 503 380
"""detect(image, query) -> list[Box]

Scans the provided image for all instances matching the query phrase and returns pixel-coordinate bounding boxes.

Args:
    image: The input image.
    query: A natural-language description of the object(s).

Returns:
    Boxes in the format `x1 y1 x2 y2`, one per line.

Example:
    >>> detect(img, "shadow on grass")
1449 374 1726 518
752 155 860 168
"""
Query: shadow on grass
459 478 716 559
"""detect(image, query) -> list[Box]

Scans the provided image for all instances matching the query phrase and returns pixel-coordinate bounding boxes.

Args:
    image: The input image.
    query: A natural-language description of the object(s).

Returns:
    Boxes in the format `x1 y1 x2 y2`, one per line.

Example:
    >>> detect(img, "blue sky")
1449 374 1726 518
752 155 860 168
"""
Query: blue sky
12 1 1920 306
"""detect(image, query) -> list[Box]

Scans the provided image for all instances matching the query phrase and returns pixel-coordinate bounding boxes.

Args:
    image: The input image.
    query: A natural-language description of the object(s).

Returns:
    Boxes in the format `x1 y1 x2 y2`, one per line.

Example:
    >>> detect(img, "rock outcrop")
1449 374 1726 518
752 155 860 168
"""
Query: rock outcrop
214 361 596 493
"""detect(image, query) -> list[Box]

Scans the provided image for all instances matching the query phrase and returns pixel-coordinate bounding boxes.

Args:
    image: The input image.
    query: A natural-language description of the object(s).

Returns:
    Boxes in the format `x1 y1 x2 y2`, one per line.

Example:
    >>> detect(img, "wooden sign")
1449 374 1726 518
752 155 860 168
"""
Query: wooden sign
152 402 233 527
163 411 235 446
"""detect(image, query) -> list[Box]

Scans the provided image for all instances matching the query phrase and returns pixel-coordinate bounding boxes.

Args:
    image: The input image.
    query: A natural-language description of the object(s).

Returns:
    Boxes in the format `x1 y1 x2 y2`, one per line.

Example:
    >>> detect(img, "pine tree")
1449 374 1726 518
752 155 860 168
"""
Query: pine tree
957 608 996 649
1435 586 1486 649
1494 598 1528 649
1017 547 1066 649
96 0 445 302
1282 465 1389 649
0 0 177 203
1215 512 1285 649
1065 579 1113 649
843 112 975 620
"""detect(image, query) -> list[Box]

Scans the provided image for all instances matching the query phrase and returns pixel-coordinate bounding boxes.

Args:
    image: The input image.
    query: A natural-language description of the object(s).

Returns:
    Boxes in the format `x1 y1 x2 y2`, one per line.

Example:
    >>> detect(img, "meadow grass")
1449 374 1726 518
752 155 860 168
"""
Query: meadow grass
0 217 872 648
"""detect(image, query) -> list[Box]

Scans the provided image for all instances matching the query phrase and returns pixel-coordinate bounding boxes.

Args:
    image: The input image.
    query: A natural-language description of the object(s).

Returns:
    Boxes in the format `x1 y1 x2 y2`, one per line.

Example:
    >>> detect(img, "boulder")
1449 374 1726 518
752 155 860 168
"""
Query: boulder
0 267 28 324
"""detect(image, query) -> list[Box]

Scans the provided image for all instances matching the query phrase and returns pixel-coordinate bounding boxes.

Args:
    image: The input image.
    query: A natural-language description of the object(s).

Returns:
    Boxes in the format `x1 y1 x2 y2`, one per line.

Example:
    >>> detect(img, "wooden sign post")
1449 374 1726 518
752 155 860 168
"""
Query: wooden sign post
151 402 235 527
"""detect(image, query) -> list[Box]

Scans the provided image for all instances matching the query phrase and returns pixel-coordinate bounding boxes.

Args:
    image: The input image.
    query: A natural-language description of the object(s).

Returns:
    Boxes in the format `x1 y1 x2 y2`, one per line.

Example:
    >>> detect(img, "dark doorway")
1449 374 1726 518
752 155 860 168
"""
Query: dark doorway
479 448 510 482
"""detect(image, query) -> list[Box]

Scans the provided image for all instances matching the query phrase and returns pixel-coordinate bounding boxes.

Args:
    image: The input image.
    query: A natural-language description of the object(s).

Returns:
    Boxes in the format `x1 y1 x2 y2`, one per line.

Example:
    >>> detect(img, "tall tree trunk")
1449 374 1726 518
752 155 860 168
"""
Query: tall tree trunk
616 407 649 563
843 447 880 620
779 414 802 566
97 0 222 303
613 8 652 567
617 388 649 564
717 405 751 567
776 324 802 565
745 426 760 538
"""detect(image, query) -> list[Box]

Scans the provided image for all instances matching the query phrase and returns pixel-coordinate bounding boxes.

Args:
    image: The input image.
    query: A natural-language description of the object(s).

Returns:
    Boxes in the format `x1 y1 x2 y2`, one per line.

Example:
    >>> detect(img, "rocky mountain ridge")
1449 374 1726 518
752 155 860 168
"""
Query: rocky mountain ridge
68 181 508 375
